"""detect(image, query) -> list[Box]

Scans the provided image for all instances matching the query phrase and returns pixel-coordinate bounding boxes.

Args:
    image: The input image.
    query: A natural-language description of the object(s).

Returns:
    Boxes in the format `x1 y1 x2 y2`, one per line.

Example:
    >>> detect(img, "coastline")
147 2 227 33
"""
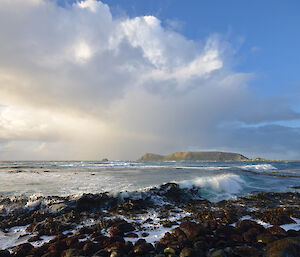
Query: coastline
1 184 300 256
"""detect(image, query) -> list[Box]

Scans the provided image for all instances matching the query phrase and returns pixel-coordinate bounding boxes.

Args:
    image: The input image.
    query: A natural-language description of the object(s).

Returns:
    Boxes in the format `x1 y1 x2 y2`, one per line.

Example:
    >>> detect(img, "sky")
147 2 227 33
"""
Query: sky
0 0 300 160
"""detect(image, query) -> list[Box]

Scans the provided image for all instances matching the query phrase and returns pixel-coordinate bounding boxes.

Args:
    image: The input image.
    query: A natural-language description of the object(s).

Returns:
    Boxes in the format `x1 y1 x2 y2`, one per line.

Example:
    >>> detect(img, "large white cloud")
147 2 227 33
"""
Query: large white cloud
0 0 298 160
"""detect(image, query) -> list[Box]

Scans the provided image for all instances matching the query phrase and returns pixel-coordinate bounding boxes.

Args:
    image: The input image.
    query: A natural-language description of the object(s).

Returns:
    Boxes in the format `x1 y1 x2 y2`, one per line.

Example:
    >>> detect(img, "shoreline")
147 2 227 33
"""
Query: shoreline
1 185 300 256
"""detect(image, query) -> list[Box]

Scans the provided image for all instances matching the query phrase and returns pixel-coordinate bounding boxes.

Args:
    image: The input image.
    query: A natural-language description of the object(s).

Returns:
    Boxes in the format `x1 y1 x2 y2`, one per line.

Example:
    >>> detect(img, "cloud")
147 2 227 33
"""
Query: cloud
0 0 299 160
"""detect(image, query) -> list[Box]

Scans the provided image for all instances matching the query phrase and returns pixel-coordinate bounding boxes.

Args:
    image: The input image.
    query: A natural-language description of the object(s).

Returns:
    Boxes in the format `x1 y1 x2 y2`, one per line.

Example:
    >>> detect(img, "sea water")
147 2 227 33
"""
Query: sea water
0 160 299 201
1 160 300 250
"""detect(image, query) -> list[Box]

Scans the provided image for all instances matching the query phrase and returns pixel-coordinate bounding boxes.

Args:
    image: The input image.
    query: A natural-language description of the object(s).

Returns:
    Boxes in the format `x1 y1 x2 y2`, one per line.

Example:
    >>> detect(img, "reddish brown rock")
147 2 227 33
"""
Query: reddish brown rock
63 235 79 247
267 225 288 236
172 227 187 242
236 219 264 233
179 222 204 241
12 243 33 257
109 221 135 237
133 242 154 255
243 227 260 242
47 240 67 253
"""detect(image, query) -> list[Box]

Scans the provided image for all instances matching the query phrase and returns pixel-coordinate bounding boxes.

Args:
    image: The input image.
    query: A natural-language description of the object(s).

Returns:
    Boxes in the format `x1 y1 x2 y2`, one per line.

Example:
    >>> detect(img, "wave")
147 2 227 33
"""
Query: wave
179 173 247 196
239 164 277 172
0 174 249 216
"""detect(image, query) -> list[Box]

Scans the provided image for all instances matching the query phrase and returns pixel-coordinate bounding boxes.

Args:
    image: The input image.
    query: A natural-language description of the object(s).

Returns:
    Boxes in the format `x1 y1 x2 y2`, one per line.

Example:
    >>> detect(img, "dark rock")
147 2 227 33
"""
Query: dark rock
179 222 204 241
12 243 33 257
180 247 195 257
141 232 149 237
232 246 260 257
155 243 166 254
235 219 264 233
93 249 109 257
172 227 187 242
27 218 72 236
287 229 300 237
63 235 79 247
208 249 226 257
61 248 81 257
28 235 42 242
266 225 287 236
125 232 138 238
242 227 260 242
82 240 99 255
266 237 300 257
0 250 11 257
47 240 67 253
230 233 243 243
164 247 176 255
76 193 113 211
109 221 135 237
257 233 277 244
133 242 154 255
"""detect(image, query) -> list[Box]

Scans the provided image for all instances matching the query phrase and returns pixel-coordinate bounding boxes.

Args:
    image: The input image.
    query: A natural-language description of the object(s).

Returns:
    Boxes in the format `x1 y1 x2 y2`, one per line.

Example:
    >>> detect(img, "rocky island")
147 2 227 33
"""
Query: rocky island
139 152 249 162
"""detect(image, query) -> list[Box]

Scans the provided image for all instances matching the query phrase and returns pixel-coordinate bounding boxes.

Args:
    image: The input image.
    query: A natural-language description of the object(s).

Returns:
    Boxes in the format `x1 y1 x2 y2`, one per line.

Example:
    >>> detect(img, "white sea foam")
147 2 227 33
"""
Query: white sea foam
232 216 300 231
239 164 277 172
179 173 246 196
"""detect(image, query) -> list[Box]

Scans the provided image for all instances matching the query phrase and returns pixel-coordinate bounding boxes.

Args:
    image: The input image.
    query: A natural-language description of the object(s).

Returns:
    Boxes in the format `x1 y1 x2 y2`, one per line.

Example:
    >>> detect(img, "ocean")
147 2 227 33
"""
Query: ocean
0 160 299 201
1 160 300 253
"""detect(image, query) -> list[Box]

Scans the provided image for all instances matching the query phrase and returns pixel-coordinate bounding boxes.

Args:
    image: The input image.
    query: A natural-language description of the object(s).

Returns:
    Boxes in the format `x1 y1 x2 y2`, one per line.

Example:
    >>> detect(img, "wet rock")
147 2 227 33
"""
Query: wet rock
266 237 300 257
287 229 300 237
125 232 139 238
142 232 149 237
0 250 11 257
76 193 114 211
179 247 194 257
78 225 95 235
193 241 204 250
82 240 100 255
110 251 121 257
113 199 149 215
179 222 204 241
232 246 260 257
12 243 33 257
48 203 69 213
124 241 134 253
41 252 58 257
208 249 226 257
155 242 166 254
93 249 109 257
109 221 135 237
242 227 260 242
160 231 177 245
235 219 264 233
63 235 79 247
27 218 72 236
28 235 42 242
61 248 81 257
230 233 243 243
47 240 67 253
168 241 185 251
266 225 287 236
260 209 296 225
257 233 277 244
164 247 176 255
133 242 154 255
172 227 187 242
106 241 126 253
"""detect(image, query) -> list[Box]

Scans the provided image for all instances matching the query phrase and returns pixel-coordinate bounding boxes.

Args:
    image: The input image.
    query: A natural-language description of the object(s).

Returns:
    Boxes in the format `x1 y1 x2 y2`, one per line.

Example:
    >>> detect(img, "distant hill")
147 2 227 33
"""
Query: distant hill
139 151 249 161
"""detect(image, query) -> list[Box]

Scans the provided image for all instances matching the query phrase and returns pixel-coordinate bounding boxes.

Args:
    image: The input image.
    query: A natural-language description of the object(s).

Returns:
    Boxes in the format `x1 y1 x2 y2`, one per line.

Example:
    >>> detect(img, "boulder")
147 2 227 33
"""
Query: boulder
266 237 300 257
179 221 204 241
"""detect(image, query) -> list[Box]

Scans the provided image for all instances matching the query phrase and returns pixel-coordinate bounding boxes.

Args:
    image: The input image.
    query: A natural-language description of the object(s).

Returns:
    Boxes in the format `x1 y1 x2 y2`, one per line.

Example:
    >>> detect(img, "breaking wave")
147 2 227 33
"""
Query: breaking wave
239 164 277 172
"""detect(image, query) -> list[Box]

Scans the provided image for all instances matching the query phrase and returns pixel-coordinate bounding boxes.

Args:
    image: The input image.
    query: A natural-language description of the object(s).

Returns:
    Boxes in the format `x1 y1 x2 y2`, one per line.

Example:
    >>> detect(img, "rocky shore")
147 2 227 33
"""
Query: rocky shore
0 183 300 257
